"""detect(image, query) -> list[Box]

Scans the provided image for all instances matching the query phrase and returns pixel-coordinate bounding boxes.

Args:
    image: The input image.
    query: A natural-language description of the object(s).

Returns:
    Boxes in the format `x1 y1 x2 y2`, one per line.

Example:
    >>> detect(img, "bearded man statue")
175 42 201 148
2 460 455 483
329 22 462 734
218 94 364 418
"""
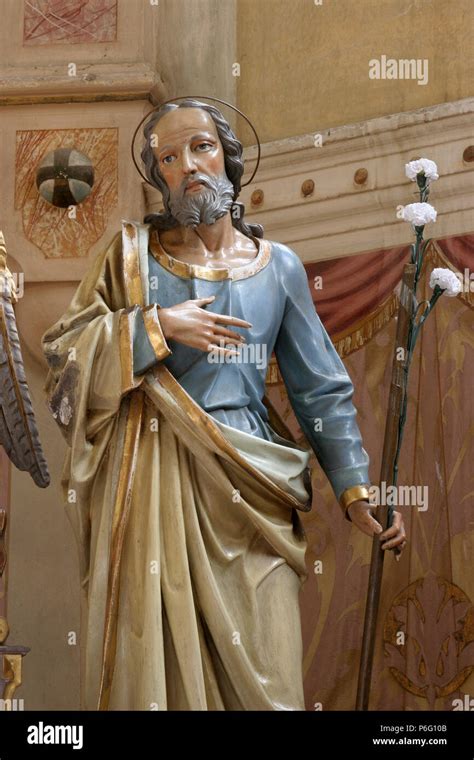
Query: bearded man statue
41 99 406 711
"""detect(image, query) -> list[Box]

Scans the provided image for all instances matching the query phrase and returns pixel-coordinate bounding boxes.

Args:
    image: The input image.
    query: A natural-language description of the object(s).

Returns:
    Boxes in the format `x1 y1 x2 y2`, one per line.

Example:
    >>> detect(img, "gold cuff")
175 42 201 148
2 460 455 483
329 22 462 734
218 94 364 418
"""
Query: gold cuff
339 484 370 520
141 304 172 362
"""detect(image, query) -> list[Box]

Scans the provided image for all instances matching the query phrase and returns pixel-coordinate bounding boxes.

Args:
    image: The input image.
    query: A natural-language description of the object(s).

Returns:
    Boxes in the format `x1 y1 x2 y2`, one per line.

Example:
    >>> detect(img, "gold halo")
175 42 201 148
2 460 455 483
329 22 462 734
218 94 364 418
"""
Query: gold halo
131 95 261 190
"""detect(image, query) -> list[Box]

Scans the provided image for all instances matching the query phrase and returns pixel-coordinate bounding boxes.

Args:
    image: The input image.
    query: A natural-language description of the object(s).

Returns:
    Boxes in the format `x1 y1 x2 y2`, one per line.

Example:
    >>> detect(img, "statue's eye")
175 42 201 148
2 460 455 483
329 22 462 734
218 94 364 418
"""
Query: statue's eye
161 154 175 164
195 142 212 152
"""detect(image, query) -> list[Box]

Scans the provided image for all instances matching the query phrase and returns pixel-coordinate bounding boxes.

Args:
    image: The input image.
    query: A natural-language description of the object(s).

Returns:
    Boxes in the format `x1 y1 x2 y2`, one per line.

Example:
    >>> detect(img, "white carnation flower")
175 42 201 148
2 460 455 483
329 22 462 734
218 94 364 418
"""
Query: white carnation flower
429 268 462 297
405 158 439 182
401 202 437 226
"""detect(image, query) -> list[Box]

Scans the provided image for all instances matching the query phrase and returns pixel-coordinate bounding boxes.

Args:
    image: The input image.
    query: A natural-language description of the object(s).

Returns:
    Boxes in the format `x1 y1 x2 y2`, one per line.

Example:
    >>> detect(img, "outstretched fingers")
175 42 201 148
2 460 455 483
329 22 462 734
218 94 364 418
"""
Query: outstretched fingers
206 342 241 357
193 296 252 329
212 312 252 329
213 325 247 345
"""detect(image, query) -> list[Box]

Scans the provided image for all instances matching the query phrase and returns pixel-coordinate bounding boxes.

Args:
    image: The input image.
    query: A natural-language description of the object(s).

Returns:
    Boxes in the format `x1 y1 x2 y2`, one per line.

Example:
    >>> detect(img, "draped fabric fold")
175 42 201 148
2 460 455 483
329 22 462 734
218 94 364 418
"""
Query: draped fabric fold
41 226 311 711
305 245 409 339
267 235 474 377
41 227 473 711
265 233 474 711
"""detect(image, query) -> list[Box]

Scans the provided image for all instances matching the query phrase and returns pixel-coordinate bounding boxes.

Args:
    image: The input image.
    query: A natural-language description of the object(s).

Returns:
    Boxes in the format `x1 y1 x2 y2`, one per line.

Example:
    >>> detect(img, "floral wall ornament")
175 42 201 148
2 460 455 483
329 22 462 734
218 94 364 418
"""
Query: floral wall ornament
384 574 474 706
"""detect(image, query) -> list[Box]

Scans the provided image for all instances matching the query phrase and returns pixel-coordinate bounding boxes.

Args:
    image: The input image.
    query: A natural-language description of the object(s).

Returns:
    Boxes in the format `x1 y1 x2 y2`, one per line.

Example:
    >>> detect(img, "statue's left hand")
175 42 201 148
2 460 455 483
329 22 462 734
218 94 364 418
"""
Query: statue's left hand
348 501 407 555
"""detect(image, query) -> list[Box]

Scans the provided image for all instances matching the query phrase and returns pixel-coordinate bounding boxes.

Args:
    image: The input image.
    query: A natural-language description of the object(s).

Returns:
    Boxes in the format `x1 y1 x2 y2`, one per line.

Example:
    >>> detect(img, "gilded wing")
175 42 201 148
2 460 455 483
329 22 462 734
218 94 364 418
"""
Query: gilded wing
0 231 50 488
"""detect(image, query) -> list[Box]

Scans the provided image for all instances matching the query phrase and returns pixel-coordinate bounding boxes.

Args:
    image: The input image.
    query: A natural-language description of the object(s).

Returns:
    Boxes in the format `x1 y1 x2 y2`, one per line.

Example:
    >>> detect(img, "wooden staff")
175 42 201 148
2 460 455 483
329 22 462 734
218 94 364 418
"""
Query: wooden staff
355 261 416 710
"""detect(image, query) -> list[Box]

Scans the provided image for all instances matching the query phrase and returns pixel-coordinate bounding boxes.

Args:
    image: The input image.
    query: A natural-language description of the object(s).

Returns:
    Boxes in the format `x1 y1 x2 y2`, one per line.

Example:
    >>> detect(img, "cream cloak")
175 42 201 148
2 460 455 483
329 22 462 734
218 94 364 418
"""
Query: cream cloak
41 222 312 711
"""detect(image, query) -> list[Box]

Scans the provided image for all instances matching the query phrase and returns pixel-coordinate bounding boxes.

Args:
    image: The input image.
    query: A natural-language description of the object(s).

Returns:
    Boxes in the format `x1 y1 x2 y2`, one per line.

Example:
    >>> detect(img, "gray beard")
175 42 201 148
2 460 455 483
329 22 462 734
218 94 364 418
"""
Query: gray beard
167 173 235 228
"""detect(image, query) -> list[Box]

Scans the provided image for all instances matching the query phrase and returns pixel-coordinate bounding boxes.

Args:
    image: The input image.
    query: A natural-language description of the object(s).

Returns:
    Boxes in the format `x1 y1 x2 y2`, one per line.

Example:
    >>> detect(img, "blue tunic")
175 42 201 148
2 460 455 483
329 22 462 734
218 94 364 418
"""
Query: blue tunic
132 237 370 501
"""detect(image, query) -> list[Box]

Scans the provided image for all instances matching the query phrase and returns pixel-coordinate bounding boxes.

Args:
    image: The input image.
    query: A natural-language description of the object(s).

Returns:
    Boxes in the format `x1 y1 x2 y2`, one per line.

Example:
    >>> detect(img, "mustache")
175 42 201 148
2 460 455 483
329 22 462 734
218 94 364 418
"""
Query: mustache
177 173 213 197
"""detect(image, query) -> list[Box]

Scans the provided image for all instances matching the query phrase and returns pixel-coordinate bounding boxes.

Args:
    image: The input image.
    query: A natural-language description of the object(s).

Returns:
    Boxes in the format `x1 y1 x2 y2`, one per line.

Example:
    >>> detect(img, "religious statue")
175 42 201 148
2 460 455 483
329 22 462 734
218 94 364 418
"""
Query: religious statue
41 98 406 711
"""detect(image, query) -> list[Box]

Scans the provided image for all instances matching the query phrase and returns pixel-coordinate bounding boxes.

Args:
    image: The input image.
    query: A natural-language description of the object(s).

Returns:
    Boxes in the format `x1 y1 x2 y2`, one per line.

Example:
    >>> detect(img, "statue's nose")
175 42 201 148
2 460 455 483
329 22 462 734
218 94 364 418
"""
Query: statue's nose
181 147 198 174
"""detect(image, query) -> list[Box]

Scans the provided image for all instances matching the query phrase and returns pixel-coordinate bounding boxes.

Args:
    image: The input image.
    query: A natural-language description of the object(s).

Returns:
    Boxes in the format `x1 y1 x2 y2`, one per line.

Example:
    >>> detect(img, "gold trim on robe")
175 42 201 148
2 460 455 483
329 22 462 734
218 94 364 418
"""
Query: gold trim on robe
141 304 172 362
42 221 311 712
149 229 272 281
149 363 312 514
98 389 145 711
122 222 145 306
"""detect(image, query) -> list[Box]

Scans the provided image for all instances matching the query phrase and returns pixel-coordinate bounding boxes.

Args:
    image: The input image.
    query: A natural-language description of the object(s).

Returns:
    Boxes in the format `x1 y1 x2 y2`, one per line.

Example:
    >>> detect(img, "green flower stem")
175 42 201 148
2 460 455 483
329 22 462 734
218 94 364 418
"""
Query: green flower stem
390 172 438 514
391 287 443 498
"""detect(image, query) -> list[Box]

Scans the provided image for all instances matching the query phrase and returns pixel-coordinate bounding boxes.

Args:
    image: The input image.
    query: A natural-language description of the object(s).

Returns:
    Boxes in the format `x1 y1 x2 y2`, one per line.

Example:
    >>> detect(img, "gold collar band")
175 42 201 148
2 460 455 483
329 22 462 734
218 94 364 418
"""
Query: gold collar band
149 231 272 282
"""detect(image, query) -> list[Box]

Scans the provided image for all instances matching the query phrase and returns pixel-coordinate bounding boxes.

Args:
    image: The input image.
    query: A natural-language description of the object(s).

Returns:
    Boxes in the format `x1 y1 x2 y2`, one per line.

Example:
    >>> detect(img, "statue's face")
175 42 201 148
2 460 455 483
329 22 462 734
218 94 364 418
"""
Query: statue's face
152 108 225 194
150 107 235 229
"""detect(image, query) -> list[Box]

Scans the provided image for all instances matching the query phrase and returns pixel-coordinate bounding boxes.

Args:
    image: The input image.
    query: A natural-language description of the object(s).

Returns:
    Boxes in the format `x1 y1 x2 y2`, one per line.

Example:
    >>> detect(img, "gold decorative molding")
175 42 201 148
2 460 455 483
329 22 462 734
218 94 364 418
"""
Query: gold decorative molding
2 654 23 705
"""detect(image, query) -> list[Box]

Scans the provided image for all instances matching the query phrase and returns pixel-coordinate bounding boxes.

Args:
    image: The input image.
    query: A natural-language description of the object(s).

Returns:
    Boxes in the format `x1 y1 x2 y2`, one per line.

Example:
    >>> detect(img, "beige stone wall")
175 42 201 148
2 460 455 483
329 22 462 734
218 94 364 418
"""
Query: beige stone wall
152 0 237 115
8 344 81 710
236 0 474 145
3 98 148 710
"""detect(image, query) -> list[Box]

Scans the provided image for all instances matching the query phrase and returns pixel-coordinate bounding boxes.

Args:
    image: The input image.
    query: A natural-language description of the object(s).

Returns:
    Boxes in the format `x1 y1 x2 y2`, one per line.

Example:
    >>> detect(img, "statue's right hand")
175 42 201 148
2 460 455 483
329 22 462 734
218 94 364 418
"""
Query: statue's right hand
158 296 252 356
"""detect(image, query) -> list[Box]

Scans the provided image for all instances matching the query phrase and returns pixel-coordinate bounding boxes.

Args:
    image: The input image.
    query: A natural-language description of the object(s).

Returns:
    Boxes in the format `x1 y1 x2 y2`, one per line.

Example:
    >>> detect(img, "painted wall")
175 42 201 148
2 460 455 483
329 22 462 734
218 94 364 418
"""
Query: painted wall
236 0 474 145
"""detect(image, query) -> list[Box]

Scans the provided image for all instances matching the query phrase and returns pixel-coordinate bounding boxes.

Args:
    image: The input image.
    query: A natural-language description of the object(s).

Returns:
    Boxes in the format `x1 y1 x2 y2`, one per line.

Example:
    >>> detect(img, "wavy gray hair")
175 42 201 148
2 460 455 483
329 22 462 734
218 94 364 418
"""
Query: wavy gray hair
141 98 263 239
